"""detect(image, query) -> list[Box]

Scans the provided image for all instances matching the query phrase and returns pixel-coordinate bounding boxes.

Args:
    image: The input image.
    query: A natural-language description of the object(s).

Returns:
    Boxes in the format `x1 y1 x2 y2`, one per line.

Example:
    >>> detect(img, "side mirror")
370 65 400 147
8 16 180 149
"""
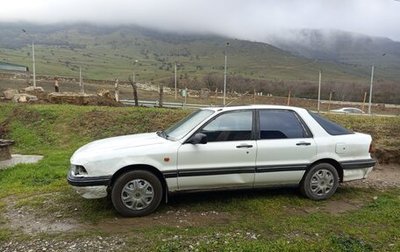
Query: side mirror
188 133 207 144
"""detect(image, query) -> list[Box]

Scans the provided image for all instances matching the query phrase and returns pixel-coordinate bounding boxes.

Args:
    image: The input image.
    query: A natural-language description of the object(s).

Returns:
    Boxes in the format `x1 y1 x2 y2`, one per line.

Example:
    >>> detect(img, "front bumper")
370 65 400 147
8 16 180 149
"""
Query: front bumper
67 170 111 187
67 171 111 199
71 185 108 199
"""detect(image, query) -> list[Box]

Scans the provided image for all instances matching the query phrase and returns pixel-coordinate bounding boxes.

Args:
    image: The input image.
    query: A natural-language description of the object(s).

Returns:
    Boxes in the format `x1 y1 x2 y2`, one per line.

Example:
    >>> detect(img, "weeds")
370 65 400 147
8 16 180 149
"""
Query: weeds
0 103 399 251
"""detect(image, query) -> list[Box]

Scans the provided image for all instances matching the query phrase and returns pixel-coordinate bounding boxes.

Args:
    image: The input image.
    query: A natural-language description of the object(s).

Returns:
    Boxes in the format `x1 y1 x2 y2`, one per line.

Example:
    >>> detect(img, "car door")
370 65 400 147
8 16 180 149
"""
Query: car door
254 109 317 186
177 110 256 190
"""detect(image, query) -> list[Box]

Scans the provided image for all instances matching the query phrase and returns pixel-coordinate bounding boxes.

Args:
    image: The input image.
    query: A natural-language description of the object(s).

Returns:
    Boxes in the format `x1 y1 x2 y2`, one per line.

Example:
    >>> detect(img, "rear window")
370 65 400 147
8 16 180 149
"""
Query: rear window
309 112 353 135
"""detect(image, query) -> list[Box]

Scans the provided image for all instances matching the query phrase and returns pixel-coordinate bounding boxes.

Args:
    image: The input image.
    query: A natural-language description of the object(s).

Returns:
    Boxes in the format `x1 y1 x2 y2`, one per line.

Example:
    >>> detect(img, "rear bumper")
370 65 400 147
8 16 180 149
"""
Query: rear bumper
340 159 376 182
340 159 376 170
343 167 374 182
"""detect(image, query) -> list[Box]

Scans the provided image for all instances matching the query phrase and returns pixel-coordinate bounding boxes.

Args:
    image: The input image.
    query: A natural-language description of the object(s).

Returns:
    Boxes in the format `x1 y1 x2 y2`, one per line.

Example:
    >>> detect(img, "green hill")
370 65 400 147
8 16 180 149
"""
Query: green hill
0 23 399 103
0 23 384 82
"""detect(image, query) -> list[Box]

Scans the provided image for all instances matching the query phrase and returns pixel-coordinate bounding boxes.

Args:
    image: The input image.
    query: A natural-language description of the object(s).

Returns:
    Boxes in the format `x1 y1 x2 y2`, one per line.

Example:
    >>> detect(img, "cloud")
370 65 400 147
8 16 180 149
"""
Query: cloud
1 0 400 41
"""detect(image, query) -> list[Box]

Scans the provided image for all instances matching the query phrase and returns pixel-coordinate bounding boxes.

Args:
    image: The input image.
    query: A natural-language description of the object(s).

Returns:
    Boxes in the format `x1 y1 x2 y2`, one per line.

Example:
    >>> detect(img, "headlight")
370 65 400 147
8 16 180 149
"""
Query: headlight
70 164 88 176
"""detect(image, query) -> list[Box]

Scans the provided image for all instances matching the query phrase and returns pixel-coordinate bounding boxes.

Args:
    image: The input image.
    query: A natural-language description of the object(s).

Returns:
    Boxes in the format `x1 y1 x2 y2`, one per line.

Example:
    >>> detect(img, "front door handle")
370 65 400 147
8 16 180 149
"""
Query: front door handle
236 144 253 148
296 142 311 146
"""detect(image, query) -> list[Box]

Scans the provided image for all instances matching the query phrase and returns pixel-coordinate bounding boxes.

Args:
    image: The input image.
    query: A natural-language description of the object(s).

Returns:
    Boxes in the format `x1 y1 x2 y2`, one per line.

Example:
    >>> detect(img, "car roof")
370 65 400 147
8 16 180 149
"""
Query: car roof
202 105 307 113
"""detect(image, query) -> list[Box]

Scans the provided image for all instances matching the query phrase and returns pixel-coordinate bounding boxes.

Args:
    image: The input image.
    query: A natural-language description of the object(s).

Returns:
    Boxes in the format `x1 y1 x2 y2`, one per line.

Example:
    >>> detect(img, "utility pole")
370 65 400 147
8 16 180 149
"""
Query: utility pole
223 53 227 105
22 29 36 88
32 42 36 88
79 66 84 93
317 70 322 112
174 63 177 100
368 65 375 115
184 87 188 105
223 42 230 106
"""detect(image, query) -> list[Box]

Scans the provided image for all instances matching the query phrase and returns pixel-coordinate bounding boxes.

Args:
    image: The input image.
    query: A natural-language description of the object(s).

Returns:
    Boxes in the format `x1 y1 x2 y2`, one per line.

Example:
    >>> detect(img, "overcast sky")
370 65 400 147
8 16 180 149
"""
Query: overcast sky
1 0 400 41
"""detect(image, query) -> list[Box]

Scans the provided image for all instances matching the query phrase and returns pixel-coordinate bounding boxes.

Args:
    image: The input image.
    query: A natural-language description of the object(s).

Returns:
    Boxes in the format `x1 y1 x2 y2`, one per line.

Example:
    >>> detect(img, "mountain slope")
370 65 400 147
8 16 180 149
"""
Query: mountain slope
0 23 381 82
1 23 400 103
266 29 400 80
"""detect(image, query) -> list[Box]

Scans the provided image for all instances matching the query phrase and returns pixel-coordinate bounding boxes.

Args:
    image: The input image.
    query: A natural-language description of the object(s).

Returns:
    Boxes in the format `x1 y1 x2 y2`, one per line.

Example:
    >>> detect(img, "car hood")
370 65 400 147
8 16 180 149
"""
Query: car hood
71 132 167 163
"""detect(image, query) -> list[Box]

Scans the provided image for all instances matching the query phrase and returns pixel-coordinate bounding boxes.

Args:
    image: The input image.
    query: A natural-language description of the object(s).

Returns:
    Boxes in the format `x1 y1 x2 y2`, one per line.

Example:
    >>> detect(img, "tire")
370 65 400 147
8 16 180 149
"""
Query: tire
300 163 339 200
111 170 163 217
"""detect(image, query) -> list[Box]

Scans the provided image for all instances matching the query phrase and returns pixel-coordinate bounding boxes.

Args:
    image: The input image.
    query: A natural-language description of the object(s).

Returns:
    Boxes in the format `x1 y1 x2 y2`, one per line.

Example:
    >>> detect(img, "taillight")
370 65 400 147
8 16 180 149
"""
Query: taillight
369 142 375 153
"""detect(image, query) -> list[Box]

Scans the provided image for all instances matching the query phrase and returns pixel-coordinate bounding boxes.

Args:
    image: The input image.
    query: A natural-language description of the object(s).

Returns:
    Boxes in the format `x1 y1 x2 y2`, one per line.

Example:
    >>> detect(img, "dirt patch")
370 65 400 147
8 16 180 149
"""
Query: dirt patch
343 164 400 189
1 195 84 234
0 236 127 252
47 92 121 106
373 148 400 165
1 194 233 235
324 200 364 215
91 209 233 233
300 199 365 216
314 164 400 215
284 165 400 216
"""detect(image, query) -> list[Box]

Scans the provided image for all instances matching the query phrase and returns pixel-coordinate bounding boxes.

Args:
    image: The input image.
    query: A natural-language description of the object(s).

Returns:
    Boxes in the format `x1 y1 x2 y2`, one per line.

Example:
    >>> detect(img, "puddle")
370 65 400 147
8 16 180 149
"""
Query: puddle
0 154 43 169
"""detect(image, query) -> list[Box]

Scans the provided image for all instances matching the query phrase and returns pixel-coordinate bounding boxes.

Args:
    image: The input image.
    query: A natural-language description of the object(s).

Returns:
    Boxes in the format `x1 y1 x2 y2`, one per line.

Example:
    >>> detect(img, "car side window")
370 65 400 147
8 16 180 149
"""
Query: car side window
200 111 253 142
259 110 310 139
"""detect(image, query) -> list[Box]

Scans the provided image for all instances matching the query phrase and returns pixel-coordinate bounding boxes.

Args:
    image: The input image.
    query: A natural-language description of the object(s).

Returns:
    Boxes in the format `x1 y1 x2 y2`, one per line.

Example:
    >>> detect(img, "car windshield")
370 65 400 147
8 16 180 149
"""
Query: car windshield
163 109 215 140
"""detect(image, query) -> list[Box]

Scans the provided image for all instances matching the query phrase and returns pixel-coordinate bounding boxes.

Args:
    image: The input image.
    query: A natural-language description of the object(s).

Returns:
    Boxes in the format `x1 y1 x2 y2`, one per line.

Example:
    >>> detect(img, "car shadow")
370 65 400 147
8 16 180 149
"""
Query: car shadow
165 186 301 208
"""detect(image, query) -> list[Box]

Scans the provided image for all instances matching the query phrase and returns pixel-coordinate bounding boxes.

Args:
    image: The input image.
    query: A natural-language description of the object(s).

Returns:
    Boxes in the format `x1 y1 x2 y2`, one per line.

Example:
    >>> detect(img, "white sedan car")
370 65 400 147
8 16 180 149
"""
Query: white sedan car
68 105 375 217
330 107 365 114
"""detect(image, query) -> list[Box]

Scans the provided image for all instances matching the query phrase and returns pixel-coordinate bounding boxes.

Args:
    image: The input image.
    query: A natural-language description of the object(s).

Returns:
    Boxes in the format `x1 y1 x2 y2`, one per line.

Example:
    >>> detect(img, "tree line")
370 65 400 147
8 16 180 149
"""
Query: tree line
161 73 400 104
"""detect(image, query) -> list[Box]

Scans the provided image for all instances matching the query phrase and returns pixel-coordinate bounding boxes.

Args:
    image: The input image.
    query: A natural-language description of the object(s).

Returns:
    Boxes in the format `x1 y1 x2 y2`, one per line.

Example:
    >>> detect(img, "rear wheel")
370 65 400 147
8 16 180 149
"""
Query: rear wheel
111 170 163 217
301 163 339 200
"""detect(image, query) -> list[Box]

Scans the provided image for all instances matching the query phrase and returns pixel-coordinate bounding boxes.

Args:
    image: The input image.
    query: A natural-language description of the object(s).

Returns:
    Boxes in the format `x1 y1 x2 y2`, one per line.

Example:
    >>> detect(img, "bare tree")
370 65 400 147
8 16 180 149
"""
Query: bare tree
203 73 218 90
159 85 164 108
128 75 139 106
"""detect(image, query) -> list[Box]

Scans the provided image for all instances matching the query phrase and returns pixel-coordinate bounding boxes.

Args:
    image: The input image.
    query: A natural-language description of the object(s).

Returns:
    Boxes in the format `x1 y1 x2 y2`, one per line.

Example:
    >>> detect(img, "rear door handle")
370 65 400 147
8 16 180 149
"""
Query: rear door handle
236 144 253 148
296 142 311 146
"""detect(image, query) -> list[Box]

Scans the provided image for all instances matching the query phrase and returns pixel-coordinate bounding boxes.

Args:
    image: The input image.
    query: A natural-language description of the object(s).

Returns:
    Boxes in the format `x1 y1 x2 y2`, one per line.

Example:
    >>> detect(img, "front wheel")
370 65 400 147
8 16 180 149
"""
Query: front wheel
300 163 339 200
111 170 163 217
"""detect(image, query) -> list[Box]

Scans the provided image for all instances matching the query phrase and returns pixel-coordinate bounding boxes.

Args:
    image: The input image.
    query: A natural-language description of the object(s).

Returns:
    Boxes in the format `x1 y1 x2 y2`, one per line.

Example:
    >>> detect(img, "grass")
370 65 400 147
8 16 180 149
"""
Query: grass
145 187 400 251
0 103 399 251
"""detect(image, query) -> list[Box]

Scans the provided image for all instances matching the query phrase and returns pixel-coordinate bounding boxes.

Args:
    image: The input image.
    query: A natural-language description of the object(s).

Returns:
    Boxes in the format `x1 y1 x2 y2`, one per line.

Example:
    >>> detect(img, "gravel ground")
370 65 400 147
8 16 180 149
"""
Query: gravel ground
0 236 127 252
1 164 399 252
342 164 400 189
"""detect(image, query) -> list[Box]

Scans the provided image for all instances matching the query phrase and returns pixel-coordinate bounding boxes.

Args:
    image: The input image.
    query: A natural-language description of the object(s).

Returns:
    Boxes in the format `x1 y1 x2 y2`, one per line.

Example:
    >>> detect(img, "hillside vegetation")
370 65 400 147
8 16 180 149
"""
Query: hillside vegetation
2 23 400 103
0 103 399 251
0 23 360 81
0 103 398 156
